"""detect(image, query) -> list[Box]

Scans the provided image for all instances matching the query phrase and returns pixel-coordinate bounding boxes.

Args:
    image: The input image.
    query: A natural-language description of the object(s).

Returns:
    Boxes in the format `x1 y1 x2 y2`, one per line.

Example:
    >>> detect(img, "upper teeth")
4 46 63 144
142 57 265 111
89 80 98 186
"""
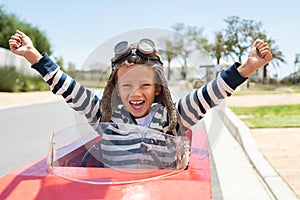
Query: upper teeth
131 101 143 104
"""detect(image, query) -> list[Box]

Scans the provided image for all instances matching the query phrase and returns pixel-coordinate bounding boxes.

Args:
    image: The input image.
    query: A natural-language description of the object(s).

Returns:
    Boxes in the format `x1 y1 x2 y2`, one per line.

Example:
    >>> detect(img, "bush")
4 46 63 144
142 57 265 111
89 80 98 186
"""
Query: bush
0 67 19 92
32 76 49 91
280 77 300 85
0 66 48 92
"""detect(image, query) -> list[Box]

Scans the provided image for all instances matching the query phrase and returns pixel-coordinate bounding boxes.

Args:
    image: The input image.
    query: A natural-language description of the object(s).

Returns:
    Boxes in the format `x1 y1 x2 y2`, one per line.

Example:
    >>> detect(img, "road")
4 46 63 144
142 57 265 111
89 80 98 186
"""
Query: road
0 101 84 177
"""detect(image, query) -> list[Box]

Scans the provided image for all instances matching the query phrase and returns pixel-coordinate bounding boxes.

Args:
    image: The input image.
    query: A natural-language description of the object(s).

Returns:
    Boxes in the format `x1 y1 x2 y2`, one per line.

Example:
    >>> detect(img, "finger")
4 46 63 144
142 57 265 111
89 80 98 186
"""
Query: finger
256 42 271 58
10 35 22 44
9 35 23 48
16 30 25 36
16 30 28 40
257 44 270 54
254 40 266 50
8 39 19 50
9 36 22 48
9 44 18 51
8 38 19 46
253 40 264 57
260 49 272 61
253 39 264 47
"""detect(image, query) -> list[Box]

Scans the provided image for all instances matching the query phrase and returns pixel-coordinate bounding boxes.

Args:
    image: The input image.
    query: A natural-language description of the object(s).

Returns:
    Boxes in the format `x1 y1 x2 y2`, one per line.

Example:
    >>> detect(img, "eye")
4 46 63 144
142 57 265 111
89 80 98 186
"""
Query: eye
120 83 132 89
142 83 151 86
141 83 152 88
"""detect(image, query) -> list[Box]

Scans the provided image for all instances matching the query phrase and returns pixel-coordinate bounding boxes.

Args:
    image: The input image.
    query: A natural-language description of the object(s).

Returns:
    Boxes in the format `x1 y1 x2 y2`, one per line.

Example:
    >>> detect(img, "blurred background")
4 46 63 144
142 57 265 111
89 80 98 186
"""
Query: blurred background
1 1 300 199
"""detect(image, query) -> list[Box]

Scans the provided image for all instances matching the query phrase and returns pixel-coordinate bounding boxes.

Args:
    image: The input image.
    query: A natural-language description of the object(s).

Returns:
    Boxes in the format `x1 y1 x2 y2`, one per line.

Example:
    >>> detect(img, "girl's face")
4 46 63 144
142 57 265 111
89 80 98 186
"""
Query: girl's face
116 64 161 118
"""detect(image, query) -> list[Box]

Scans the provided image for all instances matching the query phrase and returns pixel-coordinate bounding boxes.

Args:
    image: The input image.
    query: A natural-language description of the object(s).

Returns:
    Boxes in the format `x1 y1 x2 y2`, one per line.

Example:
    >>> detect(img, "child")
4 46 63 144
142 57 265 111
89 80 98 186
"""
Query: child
9 30 272 168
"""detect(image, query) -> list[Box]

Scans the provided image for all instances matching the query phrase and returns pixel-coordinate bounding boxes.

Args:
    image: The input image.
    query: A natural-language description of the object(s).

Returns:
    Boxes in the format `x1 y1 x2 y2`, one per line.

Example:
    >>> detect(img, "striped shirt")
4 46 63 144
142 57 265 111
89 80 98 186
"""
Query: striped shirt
32 53 246 168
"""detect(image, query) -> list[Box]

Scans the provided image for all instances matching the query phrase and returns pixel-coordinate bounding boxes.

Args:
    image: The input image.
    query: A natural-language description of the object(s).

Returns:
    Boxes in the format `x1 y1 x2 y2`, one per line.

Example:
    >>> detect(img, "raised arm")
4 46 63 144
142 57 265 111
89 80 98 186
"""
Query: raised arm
176 39 272 132
9 30 43 65
9 30 102 124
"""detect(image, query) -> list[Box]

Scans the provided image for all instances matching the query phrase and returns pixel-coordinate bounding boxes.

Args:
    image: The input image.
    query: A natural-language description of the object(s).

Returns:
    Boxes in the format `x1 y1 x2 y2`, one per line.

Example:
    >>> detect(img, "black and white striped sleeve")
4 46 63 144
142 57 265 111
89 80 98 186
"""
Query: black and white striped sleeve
32 53 101 123
176 62 247 130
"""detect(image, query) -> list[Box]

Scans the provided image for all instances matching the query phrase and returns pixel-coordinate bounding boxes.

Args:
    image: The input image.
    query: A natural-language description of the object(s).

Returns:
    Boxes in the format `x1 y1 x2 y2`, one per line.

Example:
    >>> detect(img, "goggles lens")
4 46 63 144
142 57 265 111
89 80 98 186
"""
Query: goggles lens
112 38 160 67
114 39 155 57
114 41 130 56
137 38 155 54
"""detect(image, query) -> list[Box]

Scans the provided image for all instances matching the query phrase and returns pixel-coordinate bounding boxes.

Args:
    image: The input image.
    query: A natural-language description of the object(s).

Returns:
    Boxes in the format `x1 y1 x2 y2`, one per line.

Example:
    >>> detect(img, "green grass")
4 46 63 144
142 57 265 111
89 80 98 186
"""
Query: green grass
233 85 300 96
230 104 300 128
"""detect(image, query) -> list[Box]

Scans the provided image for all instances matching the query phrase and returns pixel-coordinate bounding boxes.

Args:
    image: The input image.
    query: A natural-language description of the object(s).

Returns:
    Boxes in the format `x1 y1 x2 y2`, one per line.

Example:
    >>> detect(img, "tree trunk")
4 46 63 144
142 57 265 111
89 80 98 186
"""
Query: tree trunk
167 61 171 80
263 65 267 79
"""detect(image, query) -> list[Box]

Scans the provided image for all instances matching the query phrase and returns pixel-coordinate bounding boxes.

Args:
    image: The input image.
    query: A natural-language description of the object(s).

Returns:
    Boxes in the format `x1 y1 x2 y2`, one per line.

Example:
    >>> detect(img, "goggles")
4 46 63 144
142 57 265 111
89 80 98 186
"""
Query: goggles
111 38 163 68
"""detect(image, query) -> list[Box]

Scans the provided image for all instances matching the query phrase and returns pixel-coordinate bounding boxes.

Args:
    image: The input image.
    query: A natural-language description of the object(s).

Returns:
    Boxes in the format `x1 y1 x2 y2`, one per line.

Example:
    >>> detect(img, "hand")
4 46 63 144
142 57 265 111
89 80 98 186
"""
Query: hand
8 30 42 64
9 30 33 56
238 39 273 78
248 39 273 68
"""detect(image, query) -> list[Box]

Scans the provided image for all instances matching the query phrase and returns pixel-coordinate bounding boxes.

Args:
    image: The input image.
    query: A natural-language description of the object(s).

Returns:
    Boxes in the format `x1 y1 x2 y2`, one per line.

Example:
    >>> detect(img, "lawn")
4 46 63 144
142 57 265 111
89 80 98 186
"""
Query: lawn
230 104 300 128
233 85 300 95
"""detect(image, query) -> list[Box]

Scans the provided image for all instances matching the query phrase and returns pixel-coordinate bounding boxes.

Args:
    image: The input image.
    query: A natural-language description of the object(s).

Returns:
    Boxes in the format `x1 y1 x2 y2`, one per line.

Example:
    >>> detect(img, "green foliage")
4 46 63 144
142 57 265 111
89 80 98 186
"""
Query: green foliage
0 67 19 92
221 16 266 63
0 6 19 49
0 66 48 92
20 26 52 55
171 17 285 82
211 32 226 64
172 23 212 53
0 5 52 92
0 5 52 54
280 77 300 85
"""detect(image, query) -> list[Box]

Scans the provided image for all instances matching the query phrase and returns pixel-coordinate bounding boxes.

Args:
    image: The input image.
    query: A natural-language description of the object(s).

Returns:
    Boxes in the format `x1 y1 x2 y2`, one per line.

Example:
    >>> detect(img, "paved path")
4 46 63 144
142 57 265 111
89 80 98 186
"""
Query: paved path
251 128 300 198
227 93 300 198
225 93 300 107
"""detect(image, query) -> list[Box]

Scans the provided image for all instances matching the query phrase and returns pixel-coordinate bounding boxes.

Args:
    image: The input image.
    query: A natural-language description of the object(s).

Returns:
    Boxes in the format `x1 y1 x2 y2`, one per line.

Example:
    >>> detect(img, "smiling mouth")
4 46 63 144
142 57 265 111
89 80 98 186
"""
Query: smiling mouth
129 100 145 109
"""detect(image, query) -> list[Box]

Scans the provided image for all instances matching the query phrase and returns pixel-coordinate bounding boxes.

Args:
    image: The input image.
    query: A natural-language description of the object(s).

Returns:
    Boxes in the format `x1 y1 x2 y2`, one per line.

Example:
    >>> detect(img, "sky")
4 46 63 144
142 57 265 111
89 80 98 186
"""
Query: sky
2 0 300 79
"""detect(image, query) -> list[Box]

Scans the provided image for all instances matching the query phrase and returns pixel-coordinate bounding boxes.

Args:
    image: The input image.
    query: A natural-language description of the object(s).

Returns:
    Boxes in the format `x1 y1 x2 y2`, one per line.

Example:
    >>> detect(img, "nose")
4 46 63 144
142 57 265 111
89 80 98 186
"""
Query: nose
130 85 142 96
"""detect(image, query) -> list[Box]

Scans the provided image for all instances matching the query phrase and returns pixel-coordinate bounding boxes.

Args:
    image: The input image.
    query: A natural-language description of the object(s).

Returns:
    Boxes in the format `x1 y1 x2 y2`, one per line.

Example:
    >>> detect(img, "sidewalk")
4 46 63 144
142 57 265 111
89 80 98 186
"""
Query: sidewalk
202 109 276 199
226 93 300 199
225 93 300 107
251 128 300 198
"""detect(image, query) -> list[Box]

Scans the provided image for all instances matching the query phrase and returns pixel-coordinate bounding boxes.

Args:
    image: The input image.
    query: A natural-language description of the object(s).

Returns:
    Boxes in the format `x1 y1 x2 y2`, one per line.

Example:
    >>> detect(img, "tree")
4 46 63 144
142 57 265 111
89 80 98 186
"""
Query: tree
20 26 52 55
0 6 19 49
172 23 211 79
211 32 226 64
0 5 52 55
264 37 287 79
159 39 178 80
222 16 265 63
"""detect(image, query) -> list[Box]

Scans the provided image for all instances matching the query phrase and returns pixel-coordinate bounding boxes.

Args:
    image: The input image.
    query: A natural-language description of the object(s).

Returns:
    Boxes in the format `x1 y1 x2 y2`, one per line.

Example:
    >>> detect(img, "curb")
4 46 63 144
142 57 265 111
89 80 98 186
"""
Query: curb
220 107 299 200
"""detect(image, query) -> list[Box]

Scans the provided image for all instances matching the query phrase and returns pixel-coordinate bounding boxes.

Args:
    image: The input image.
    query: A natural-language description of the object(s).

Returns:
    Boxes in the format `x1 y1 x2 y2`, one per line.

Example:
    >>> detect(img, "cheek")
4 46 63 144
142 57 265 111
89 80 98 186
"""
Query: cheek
145 87 158 101
118 90 128 100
